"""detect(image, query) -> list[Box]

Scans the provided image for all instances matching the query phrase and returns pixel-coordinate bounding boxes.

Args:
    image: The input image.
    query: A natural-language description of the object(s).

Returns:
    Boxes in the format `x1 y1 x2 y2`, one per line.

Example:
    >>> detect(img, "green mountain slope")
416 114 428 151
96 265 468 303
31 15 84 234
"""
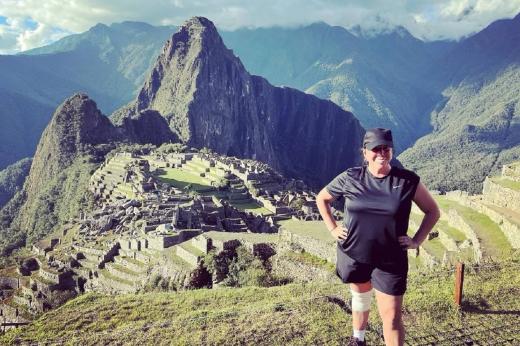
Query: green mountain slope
0 157 32 209
400 67 520 193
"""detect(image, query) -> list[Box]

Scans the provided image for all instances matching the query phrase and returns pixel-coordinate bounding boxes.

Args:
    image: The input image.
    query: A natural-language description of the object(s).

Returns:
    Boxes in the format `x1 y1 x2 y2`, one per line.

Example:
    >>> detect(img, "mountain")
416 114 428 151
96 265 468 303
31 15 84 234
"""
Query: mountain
113 17 365 186
0 22 175 170
221 24 455 151
13 94 120 240
399 14 520 193
1 16 519 193
0 20 453 169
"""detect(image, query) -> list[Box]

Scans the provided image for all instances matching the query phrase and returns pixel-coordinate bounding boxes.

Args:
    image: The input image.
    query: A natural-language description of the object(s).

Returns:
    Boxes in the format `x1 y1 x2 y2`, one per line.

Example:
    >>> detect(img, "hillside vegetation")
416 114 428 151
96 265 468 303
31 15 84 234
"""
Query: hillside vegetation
3 261 519 345
0 158 32 209
400 67 520 193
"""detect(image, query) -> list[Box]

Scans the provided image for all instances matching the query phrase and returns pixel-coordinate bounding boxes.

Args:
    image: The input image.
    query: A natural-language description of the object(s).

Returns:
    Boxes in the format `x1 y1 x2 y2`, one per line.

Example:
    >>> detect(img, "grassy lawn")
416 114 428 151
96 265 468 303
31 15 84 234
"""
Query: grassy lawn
115 183 137 199
435 196 513 259
109 263 140 276
282 251 336 272
98 269 134 286
483 202 520 226
4 262 520 345
179 242 205 257
277 219 334 243
230 201 273 215
421 238 446 260
490 177 520 191
435 219 467 242
155 168 214 192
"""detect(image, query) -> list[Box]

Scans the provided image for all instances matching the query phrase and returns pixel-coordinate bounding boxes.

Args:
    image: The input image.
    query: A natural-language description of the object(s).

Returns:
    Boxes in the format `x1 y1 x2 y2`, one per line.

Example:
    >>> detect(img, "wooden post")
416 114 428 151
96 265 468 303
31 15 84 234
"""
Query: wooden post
454 262 465 306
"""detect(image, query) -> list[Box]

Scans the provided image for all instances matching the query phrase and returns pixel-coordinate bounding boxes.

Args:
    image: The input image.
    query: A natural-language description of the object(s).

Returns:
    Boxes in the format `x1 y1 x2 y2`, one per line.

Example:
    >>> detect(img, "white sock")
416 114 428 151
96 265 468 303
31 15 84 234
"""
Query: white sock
353 329 366 341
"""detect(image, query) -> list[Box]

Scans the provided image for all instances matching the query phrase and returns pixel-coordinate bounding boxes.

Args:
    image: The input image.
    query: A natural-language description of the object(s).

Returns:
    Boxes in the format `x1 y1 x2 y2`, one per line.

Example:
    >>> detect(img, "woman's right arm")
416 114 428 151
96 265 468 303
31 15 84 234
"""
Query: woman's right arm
316 188 348 240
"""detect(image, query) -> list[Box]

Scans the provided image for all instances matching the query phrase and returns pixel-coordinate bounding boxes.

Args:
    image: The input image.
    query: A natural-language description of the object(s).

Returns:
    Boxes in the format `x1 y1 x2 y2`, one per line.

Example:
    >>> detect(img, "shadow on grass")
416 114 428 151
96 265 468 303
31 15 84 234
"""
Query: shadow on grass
324 295 351 314
462 299 520 316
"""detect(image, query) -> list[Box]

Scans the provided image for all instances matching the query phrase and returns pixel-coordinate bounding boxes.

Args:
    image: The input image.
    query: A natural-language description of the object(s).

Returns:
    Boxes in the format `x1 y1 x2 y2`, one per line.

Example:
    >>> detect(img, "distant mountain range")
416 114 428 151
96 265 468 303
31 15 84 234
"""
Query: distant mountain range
1 15 520 193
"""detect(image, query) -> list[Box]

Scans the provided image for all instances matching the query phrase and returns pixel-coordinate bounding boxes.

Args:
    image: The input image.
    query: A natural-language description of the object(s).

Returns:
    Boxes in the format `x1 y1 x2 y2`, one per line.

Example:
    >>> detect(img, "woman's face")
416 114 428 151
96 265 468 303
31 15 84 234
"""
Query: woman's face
364 145 393 168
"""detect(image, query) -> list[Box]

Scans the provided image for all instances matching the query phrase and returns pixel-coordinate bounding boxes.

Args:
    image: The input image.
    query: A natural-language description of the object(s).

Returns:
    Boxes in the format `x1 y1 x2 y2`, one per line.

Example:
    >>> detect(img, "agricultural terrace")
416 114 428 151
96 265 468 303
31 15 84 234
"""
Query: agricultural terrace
435 196 513 260
277 219 333 243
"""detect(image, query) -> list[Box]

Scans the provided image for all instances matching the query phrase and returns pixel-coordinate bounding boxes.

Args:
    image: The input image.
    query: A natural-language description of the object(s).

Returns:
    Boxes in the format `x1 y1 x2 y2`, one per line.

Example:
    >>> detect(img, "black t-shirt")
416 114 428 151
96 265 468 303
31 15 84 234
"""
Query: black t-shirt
326 166 420 265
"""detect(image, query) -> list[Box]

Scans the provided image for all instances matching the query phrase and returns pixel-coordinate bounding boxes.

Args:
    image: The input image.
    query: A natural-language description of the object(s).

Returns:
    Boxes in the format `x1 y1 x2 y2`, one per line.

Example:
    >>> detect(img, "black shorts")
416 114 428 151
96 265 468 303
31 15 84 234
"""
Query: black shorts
336 247 408 296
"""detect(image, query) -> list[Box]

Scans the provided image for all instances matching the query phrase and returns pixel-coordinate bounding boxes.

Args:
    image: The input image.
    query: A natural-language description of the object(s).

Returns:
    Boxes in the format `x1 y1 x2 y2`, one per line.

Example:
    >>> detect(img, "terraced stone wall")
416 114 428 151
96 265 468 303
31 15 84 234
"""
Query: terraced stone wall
502 163 520 181
212 239 241 252
446 191 520 249
0 303 30 322
38 269 61 285
192 236 211 253
272 254 337 283
176 246 199 267
441 210 482 263
279 227 336 263
482 178 520 210
147 235 179 250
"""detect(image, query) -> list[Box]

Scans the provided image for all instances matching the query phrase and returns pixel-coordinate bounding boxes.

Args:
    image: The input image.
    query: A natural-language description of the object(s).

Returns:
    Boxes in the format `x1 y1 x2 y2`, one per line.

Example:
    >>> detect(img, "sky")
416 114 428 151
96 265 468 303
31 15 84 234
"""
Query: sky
0 0 519 54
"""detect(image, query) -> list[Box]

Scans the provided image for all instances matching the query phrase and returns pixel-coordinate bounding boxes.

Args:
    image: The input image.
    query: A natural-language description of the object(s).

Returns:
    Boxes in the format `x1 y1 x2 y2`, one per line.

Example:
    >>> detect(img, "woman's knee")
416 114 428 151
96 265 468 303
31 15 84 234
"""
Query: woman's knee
380 306 402 328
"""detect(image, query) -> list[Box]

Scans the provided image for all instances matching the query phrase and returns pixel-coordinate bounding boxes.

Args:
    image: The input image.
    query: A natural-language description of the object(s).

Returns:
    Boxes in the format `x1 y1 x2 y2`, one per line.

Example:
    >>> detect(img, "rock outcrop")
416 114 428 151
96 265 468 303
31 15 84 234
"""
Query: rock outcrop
113 17 364 186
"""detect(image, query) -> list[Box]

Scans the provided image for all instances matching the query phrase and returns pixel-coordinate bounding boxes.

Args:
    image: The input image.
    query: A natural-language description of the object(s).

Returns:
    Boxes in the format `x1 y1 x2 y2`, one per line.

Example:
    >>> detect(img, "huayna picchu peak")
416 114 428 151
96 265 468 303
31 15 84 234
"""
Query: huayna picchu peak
113 16 365 187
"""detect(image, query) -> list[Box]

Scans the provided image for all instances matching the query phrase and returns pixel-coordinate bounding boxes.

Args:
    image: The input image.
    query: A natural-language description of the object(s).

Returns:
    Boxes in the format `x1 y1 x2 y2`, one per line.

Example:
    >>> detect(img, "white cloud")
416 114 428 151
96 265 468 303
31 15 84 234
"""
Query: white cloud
0 0 519 53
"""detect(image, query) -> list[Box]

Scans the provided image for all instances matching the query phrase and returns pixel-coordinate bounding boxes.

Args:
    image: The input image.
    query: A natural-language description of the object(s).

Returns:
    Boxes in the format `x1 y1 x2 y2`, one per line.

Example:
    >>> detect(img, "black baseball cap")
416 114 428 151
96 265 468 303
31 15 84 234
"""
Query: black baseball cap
363 128 393 150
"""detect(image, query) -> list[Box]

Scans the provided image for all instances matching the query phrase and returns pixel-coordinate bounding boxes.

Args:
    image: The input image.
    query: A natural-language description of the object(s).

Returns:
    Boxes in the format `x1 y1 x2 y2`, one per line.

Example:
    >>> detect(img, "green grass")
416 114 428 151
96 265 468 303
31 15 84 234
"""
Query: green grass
163 247 195 269
483 202 520 226
155 168 214 192
98 269 134 286
435 219 467 242
120 256 147 269
490 177 520 191
108 263 141 276
115 183 137 199
277 219 335 243
230 201 273 215
421 238 446 260
282 251 335 272
179 242 205 257
435 196 513 259
4 262 520 345
204 231 278 244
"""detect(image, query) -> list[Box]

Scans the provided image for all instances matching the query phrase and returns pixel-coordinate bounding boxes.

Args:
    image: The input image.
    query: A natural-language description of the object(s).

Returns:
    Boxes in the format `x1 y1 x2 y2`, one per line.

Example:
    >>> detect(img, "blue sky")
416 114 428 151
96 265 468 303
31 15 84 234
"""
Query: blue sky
1 0 520 54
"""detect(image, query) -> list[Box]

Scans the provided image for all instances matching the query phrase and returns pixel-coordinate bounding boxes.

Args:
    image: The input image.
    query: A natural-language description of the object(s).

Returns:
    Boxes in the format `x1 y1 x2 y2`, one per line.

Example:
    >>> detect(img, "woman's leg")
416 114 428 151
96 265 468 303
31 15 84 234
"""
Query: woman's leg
374 289 404 346
350 282 373 335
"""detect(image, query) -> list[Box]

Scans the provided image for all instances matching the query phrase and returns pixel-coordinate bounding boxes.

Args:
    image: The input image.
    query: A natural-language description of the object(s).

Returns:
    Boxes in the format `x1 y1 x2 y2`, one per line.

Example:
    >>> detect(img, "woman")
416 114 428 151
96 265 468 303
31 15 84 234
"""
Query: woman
316 128 440 346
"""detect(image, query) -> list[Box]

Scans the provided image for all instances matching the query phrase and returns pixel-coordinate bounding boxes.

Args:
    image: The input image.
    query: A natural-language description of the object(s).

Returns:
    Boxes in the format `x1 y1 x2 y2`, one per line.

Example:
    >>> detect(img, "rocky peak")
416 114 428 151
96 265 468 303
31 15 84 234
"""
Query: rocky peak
135 16 239 138
120 17 364 186
23 93 117 197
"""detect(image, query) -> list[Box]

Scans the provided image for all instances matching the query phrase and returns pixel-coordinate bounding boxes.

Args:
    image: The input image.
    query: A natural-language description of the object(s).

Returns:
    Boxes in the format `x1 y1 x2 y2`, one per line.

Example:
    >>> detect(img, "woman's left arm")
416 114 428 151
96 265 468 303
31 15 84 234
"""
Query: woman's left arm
398 182 441 249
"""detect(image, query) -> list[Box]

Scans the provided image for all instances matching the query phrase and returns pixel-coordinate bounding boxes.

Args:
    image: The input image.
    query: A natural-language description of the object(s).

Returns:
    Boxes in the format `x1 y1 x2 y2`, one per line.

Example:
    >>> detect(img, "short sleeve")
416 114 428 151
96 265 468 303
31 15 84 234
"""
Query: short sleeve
325 171 349 199
410 172 421 199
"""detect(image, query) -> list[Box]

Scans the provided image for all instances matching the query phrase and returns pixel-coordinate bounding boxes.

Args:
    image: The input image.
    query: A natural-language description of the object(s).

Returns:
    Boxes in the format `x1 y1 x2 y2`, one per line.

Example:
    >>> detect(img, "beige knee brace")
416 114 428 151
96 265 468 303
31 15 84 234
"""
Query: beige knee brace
350 288 373 312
